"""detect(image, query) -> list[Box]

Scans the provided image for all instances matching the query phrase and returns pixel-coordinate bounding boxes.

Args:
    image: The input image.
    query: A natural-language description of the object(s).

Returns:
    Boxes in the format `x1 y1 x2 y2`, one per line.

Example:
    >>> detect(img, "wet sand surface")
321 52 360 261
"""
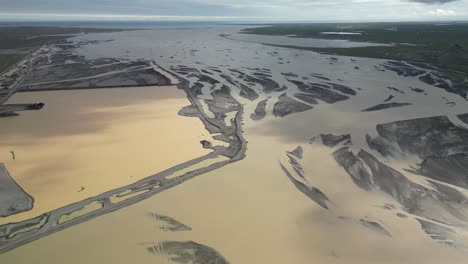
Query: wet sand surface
0 86 214 224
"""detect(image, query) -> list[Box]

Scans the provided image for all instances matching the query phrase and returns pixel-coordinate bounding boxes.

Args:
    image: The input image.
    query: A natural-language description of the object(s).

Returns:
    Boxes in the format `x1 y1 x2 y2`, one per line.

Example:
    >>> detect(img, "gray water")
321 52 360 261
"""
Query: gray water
226 31 390 48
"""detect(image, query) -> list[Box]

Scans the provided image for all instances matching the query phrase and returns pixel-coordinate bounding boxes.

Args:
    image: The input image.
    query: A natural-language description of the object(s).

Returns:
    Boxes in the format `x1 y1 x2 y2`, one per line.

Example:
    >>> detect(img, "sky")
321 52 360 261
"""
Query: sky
0 0 466 22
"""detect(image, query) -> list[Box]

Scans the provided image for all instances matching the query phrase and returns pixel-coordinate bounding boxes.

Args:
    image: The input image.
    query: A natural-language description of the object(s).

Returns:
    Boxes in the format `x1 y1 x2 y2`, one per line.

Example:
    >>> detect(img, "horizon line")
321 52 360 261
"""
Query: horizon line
0 12 467 23
1 19 468 24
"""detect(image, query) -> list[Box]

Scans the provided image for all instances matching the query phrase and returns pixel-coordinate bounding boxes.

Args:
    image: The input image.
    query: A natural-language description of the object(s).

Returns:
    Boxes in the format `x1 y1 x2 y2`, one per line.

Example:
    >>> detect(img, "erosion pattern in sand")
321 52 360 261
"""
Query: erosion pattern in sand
1 25 468 262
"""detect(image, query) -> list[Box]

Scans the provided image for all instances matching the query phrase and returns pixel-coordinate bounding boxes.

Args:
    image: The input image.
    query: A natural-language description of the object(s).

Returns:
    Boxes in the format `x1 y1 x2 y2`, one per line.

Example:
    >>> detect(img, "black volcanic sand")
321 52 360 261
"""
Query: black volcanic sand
280 147 331 210
0 103 44 117
280 162 330 210
147 241 230 264
273 93 313 117
327 116 468 248
382 62 467 100
0 59 248 254
148 212 191 232
320 134 352 148
362 102 412 112
367 116 468 159
19 42 171 91
360 219 392 237
0 164 33 217
241 23 468 99
250 99 268 120
458 113 468 124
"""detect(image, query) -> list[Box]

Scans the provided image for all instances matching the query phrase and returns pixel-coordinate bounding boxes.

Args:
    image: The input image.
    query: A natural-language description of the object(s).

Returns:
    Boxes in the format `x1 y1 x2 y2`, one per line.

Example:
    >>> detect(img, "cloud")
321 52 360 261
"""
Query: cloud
408 0 458 3
0 0 466 21
428 8 457 15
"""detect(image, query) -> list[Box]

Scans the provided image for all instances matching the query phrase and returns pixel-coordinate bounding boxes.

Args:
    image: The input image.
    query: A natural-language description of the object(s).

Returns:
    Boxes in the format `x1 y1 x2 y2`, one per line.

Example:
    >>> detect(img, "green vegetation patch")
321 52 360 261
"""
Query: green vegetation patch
242 22 468 73
243 22 468 95
8 215 48 239
57 201 103 225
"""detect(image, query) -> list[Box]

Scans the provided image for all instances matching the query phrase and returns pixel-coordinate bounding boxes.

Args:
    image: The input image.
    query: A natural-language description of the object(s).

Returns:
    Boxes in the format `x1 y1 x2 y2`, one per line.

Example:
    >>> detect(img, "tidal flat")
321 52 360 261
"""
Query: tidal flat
2 118 468 264
1 24 468 264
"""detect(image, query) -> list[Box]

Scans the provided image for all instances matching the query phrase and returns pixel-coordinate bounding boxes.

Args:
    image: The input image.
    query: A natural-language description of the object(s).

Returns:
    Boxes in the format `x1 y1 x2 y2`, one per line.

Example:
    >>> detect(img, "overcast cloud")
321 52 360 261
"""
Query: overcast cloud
0 0 466 21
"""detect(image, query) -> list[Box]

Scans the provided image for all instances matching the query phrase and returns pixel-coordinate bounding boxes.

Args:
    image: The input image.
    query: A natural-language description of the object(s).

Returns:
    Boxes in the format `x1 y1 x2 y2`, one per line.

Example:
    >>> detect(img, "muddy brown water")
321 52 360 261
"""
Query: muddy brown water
0 86 218 224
